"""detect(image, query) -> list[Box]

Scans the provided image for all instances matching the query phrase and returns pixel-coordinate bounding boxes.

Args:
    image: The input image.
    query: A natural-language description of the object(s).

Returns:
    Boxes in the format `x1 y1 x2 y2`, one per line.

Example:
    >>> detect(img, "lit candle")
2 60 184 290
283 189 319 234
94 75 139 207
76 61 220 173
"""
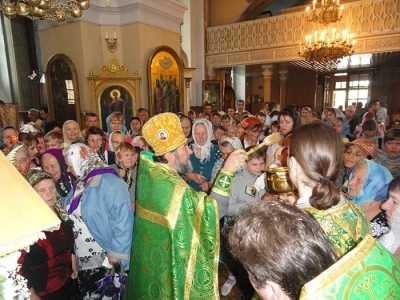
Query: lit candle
332 28 336 40
314 30 318 43
342 29 348 42
105 29 108 39
114 29 116 39
299 41 302 53
337 0 340 5
322 0 325 6
339 6 343 17
313 0 316 10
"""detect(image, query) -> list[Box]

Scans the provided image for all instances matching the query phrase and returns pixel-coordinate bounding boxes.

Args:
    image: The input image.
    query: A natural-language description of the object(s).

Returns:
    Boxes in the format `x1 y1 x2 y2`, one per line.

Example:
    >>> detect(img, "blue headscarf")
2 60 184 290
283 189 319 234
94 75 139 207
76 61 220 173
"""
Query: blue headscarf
349 159 393 204
106 112 128 135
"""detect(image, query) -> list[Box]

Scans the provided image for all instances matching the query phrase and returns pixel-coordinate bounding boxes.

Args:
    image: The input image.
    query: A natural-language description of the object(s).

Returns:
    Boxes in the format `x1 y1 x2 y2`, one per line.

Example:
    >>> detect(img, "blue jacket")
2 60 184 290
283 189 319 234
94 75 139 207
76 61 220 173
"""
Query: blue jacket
65 173 134 270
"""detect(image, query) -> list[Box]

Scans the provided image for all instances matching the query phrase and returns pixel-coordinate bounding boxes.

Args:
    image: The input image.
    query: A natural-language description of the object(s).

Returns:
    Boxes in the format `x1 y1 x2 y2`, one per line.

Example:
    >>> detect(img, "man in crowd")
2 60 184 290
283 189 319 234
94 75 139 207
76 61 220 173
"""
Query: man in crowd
39 106 49 131
344 105 359 135
229 200 400 299
363 99 381 121
204 101 213 116
28 108 43 131
125 112 247 299
137 107 149 124
236 99 249 115
81 112 100 137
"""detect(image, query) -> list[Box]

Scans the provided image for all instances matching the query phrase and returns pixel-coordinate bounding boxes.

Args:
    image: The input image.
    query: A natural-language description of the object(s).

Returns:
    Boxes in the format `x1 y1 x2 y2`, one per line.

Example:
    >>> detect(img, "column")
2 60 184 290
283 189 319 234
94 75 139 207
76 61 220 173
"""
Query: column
261 64 274 103
279 69 288 108
183 67 196 113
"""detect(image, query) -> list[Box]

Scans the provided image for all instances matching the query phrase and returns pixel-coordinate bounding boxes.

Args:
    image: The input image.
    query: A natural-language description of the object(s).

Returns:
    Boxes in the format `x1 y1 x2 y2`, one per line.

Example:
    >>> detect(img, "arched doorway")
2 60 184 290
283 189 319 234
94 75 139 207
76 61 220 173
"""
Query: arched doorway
45 54 81 124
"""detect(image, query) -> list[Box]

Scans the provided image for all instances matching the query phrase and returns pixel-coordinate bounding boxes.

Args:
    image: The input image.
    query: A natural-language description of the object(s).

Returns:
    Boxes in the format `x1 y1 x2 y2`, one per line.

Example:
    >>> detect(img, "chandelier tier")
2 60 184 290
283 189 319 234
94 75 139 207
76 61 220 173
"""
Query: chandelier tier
299 29 355 71
0 0 90 22
306 0 343 25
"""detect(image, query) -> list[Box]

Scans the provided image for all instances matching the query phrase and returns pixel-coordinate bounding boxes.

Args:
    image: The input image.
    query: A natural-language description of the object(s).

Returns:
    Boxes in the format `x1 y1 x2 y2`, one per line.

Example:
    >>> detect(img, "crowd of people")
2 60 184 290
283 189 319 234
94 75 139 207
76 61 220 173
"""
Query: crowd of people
0 99 399 299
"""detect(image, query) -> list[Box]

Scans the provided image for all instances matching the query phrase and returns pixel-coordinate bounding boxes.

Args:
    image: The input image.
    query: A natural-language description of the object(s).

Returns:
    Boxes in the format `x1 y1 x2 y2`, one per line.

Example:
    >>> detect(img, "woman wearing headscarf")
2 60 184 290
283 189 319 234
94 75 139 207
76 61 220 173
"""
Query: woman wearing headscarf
40 148 73 198
185 118 221 193
63 143 133 298
85 126 108 164
0 125 18 154
20 169 75 300
6 142 31 177
348 159 393 238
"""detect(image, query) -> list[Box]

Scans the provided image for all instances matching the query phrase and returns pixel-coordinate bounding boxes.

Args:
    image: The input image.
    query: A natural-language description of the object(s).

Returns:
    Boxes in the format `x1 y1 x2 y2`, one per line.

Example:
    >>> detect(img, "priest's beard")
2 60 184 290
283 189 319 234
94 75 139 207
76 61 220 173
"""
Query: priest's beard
173 151 193 175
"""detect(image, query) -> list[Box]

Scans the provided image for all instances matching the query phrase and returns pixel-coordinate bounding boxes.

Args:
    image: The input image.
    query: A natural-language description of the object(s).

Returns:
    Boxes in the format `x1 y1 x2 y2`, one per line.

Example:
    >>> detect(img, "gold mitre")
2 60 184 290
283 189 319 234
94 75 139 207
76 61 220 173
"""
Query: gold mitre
0 151 60 257
142 112 187 156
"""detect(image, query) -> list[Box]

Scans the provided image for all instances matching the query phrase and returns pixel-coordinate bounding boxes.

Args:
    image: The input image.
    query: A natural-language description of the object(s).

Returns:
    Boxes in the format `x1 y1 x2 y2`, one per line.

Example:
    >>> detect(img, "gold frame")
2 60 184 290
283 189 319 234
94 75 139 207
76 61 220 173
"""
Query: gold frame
45 54 82 124
87 57 141 130
148 46 184 115
202 80 223 111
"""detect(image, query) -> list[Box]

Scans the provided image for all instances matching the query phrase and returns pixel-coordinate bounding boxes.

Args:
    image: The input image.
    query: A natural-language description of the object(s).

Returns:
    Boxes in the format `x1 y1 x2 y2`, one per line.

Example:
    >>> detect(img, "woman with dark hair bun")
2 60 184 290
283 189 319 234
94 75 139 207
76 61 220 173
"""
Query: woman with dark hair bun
265 107 300 168
287 122 370 256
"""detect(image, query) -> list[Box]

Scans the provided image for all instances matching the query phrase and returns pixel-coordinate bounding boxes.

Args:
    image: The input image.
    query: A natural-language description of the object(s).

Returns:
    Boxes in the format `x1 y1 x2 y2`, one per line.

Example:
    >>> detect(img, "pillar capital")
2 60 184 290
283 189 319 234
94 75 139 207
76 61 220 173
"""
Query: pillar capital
279 69 288 82
261 64 274 78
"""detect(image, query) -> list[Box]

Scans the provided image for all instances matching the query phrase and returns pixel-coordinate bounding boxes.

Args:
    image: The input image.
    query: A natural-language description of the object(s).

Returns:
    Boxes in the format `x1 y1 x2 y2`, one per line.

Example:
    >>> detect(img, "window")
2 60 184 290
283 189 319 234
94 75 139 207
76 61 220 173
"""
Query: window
331 73 371 108
65 80 75 104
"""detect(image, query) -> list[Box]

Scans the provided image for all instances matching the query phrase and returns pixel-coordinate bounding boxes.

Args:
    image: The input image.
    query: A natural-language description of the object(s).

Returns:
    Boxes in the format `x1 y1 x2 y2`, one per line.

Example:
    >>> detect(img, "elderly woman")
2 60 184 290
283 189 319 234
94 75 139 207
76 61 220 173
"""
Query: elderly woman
19 169 75 300
185 118 221 193
335 138 377 192
63 143 134 298
6 143 31 177
40 148 73 198
0 125 18 153
348 159 393 238
286 122 370 257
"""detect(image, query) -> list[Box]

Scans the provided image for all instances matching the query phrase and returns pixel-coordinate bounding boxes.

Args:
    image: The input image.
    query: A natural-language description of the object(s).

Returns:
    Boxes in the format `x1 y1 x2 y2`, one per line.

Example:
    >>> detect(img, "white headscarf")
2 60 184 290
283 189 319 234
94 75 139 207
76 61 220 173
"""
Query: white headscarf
108 130 125 152
63 143 106 180
191 118 214 163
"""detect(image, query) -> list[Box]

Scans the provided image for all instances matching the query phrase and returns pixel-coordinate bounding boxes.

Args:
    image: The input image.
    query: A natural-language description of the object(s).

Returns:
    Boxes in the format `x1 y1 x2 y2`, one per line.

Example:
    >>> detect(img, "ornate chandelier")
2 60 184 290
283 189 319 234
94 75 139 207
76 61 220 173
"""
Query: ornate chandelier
306 0 343 25
299 28 355 71
0 0 90 22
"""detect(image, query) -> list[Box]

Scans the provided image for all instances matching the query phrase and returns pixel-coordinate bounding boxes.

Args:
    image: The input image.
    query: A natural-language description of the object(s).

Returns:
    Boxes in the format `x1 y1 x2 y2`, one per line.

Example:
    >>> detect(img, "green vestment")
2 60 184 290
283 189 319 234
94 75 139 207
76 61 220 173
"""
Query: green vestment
304 195 371 257
125 152 220 300
300 234 400 299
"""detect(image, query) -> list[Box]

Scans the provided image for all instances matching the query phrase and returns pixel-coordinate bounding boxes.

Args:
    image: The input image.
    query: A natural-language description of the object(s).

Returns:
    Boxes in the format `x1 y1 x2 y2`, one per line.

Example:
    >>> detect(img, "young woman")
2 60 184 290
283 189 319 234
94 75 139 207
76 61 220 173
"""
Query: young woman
85 126 107 164
128 117 143 137
62 120 82 147
286 122 370 257
265 108 300 168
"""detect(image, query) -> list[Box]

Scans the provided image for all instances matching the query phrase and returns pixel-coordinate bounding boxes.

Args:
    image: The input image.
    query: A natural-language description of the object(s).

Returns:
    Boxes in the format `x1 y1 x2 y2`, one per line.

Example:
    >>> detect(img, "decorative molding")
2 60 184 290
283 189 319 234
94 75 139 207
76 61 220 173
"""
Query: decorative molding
206 0 400 67
38 0 187 34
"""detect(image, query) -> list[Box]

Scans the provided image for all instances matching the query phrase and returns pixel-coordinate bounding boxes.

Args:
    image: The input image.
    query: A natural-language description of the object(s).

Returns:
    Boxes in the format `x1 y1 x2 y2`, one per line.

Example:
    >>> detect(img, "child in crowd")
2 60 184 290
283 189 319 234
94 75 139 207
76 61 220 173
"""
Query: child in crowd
128 117 143 137
334 118 350 143
376 128 400 178
111 142 140 211
361 120 380 148
227 124 237 137
18 133 39 168
220 147 266 299
44 131 64 150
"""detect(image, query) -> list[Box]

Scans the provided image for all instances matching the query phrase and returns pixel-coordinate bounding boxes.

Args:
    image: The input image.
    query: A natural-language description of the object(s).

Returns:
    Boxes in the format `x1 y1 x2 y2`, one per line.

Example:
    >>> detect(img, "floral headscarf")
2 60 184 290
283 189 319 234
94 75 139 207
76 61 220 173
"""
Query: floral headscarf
40 148 73 197
191 118 214 163
349 159 393 204
224 137 243 150
0 125 19 154
6 143 30 177
63 143 106 180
